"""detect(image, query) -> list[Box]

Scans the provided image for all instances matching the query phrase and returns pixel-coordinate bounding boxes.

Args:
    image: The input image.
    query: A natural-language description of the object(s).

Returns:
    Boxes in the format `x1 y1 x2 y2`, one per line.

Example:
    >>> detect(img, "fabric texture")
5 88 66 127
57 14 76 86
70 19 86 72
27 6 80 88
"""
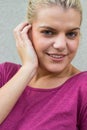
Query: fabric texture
0 62 87 130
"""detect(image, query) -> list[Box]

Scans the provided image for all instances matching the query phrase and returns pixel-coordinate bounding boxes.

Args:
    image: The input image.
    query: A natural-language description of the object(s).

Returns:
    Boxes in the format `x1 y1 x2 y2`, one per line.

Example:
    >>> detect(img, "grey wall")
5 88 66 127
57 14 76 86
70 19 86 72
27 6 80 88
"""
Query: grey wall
0 0 87 70
0 0 28 64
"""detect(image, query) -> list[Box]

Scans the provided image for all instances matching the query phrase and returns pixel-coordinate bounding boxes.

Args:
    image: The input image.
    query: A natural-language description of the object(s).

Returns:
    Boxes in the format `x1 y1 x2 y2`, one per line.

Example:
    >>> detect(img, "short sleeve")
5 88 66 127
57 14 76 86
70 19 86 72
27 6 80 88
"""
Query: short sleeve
0 62 21 87
79 104 87 130
77 72 87 130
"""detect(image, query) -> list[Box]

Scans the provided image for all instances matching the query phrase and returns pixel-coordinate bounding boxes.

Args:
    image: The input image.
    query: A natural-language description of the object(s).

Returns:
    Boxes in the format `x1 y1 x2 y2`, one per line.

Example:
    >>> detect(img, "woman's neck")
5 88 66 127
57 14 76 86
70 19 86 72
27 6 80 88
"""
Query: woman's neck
29 64 80 89
31 64 80 83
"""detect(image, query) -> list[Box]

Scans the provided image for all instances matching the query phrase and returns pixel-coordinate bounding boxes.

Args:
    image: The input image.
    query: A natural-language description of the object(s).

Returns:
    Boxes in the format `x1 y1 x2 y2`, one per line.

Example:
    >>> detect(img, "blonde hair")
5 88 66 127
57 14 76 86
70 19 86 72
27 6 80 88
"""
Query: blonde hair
27 0 82 23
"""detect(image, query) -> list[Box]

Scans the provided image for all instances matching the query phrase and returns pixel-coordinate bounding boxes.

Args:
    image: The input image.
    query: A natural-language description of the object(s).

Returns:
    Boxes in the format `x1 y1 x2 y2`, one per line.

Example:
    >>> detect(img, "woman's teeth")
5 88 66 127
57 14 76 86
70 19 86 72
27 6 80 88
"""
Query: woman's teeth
49 54 64 58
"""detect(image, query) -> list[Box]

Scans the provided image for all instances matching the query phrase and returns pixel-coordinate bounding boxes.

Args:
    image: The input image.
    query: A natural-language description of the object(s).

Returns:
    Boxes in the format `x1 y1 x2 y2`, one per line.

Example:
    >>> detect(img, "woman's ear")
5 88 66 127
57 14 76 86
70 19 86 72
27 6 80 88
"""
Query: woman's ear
28 24 33 42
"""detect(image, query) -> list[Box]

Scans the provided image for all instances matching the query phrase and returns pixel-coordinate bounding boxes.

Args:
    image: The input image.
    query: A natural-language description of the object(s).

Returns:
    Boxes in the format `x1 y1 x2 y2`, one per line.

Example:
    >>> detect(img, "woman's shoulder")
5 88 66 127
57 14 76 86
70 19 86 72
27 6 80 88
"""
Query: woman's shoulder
65 71 87 99
73 71 87 103
0 62 21 87
0 61 21 69
78 71 87 90
71 71 87 83
71 71 87 91
75 71 87 126
0 62 21 75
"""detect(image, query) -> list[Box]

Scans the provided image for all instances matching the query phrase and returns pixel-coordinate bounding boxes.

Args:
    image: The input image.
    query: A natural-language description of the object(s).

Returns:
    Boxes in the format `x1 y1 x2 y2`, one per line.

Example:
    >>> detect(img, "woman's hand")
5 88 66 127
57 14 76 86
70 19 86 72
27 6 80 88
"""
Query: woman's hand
0 22 39 124
13 22 38 68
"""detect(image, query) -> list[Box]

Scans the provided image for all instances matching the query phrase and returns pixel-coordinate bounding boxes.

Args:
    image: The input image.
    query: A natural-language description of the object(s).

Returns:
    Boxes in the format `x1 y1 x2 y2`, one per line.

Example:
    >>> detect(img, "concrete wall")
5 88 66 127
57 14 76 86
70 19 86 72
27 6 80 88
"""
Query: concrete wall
0 0 87 70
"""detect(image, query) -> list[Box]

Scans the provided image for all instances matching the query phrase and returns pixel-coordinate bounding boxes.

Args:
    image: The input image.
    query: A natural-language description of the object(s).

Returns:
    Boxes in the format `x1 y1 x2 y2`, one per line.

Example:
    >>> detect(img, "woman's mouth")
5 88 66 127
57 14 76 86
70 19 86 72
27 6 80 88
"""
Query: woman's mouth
48 54 64 58
46 53 67 61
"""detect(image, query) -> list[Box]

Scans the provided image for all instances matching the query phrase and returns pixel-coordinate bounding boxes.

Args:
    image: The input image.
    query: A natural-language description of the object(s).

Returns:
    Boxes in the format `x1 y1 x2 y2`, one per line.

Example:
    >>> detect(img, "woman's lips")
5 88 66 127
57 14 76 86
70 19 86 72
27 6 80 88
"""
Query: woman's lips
46 52 67 61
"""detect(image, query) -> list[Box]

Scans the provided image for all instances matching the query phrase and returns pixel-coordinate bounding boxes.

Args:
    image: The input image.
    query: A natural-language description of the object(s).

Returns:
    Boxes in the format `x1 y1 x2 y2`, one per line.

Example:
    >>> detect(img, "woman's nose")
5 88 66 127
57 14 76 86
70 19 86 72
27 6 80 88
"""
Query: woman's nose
53 34 67 51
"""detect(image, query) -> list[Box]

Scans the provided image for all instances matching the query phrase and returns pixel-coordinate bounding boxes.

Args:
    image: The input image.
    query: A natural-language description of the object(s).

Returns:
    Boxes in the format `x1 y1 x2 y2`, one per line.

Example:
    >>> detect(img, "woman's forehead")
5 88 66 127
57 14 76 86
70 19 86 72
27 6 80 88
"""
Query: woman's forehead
33 6 81 28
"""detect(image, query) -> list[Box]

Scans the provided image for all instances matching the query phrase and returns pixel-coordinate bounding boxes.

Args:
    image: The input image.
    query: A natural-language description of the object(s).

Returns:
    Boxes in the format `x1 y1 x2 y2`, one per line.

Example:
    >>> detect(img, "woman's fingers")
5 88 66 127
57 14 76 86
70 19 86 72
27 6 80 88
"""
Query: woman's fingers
20 24 32 46
14 22 29 32
13 22 30 46
13 22 38 67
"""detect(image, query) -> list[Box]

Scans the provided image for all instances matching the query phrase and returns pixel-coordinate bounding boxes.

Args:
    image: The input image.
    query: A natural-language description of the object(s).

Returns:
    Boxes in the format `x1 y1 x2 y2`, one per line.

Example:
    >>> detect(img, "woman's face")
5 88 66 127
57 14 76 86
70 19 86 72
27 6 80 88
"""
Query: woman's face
31 6 81 74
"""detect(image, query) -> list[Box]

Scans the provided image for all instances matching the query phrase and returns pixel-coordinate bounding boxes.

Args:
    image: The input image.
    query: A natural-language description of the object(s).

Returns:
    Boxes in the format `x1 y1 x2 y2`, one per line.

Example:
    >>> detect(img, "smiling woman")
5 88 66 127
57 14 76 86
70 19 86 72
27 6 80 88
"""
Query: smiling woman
0 0 87 130
31 6 81 74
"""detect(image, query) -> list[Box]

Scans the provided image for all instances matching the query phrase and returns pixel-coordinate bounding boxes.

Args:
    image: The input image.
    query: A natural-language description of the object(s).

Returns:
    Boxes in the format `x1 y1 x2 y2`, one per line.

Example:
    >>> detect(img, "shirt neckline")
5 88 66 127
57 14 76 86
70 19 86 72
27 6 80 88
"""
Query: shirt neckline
26 71 87 92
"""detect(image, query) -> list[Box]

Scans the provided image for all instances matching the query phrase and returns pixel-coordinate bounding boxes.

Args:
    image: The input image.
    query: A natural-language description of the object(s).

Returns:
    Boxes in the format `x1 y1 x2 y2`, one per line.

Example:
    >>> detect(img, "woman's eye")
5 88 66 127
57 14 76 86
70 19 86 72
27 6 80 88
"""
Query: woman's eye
66 32 78 39
41 30 54 36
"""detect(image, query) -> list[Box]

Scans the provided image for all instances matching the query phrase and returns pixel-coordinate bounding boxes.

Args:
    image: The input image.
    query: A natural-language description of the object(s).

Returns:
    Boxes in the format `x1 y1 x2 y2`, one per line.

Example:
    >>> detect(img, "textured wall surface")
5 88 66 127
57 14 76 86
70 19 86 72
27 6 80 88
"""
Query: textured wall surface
0 0 87 70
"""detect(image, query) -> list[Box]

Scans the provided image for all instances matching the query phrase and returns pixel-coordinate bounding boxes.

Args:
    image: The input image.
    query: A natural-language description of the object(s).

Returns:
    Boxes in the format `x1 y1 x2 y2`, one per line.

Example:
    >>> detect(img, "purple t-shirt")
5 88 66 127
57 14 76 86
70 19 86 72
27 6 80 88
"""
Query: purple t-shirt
0 62 87 130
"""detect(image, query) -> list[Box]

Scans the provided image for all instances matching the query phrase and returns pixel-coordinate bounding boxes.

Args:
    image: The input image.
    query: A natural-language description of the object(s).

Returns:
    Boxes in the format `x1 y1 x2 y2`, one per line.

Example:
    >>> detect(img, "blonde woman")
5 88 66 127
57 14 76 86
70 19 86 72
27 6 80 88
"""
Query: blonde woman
0 0 87 130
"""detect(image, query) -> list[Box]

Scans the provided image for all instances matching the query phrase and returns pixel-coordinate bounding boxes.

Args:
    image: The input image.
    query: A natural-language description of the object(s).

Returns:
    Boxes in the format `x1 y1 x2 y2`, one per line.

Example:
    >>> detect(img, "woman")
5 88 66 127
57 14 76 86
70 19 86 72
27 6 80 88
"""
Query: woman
0 0 87 129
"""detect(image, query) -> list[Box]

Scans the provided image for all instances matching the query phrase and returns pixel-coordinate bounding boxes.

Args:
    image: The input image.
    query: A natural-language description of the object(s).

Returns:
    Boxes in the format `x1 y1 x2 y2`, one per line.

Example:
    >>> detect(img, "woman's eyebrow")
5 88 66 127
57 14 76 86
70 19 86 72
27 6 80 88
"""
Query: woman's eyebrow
39 26 80 31
39 26 55 30
69 27 80 31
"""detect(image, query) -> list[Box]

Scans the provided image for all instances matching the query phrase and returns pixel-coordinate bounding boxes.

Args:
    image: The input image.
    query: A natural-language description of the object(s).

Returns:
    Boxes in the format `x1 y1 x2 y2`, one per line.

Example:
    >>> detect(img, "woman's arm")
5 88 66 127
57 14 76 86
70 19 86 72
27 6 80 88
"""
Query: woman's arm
0 22 38 124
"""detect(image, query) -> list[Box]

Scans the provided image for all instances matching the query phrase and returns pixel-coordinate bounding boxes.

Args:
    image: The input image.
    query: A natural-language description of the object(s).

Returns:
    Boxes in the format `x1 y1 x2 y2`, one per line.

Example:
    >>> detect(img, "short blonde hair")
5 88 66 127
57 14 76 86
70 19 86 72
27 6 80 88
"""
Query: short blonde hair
27 0 82 24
